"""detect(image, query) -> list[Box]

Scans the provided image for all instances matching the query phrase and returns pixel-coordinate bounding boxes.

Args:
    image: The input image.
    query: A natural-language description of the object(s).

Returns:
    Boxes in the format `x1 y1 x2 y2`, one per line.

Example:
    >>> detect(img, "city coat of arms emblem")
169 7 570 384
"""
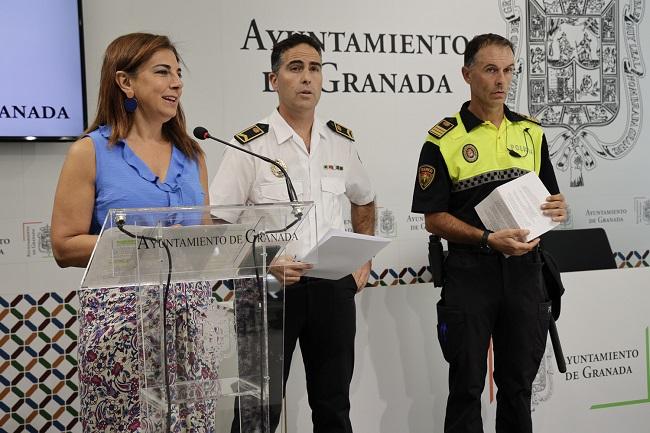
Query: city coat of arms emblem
502 0 645 186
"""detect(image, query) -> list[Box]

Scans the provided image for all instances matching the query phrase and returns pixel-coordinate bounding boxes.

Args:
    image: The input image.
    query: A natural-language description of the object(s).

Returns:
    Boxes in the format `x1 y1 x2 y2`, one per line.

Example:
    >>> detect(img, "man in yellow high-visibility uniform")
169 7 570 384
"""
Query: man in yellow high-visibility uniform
411 33 567 433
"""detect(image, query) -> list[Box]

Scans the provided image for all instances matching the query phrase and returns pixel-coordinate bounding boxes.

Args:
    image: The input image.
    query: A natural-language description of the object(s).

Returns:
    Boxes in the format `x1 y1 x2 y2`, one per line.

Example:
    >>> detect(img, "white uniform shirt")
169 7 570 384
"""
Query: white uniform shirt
209 109 375 257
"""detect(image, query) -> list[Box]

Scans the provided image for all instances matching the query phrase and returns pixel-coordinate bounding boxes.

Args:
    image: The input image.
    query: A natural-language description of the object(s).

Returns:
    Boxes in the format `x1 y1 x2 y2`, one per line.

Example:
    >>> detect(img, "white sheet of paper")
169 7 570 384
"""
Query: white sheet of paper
299 229 391 279
474 172 559 242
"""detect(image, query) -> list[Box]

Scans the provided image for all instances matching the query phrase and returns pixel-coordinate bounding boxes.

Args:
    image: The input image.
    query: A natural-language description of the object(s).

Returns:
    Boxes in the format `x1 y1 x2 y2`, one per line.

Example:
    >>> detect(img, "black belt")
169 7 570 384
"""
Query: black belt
448 242 541 255
447 242 498 255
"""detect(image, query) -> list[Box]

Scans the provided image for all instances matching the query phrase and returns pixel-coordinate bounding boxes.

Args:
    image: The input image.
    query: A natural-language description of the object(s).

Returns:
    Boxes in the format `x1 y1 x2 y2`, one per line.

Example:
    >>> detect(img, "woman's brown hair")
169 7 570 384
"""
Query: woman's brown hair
86 32 203 160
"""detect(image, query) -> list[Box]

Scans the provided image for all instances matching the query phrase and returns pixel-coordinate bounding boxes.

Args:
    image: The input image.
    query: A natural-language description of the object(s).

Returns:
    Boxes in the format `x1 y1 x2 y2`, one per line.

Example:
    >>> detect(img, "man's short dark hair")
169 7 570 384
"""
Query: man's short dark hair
464 33 514 67
271 33 322 73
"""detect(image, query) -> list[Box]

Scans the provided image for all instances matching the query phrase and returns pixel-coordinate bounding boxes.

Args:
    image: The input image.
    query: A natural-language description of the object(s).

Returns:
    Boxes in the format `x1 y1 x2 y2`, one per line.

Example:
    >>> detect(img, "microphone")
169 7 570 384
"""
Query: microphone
523 127 537 170
507 127 533 158
114 211 127 227
194 126 301 210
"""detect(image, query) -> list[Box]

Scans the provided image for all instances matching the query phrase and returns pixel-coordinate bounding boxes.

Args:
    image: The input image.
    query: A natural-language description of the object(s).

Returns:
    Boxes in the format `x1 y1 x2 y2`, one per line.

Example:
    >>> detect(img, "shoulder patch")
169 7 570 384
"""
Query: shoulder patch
234 123 269 144
428 117 457 139
327 120 355 141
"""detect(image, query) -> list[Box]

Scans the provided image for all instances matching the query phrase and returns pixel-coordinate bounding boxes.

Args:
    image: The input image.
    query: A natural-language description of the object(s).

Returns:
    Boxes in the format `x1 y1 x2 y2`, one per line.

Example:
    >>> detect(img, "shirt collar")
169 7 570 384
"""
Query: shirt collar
269 108 326 144
460 101 522 132
269 108 293 144
503 105 527 122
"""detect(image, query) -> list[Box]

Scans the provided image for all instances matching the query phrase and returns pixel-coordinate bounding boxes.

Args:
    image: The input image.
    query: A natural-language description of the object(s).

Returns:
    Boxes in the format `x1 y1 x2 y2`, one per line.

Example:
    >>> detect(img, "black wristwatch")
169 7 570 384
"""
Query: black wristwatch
479 230 492 250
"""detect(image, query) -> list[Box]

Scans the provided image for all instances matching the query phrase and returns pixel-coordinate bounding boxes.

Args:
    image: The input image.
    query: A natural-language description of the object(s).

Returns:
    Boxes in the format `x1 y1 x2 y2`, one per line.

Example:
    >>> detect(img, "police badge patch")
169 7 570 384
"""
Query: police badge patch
418 165 435 190
462 144 479 163
270 159 288 178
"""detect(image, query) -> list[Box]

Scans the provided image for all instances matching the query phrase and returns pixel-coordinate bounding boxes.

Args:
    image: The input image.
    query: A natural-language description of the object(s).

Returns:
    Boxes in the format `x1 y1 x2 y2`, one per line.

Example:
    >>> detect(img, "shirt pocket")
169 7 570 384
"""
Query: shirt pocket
259 180 303 202
321 177 346 222
321 176 346 195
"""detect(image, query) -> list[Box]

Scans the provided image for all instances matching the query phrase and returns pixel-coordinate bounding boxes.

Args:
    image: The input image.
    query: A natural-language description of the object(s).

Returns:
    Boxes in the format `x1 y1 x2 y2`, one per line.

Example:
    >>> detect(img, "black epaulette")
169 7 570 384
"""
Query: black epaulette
327 120 354 141
510 111 541 125
428 117 457 139
234 123 269 144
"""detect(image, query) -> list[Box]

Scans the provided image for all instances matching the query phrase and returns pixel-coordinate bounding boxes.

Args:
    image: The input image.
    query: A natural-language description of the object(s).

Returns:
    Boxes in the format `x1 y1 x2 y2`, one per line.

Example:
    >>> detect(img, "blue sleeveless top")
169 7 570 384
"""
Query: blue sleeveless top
89 125 205 234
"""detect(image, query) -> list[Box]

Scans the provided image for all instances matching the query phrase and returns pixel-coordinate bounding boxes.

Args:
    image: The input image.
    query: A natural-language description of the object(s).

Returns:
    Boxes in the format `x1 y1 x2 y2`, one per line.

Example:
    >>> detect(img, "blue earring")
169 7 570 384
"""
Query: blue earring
124 96 138 113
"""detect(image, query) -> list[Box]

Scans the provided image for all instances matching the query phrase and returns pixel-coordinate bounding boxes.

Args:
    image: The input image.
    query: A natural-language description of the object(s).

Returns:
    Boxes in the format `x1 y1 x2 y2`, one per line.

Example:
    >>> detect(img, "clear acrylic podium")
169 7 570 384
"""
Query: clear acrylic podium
81 202 316 433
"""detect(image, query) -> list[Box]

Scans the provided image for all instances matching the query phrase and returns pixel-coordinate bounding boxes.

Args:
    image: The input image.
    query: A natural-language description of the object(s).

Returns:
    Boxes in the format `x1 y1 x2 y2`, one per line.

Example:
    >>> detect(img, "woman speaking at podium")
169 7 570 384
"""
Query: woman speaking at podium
51 33 212 432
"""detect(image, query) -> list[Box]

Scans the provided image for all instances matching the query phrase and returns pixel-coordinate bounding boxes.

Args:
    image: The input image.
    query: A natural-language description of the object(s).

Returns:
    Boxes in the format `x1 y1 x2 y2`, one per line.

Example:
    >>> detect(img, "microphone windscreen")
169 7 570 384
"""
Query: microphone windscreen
193 126 209 140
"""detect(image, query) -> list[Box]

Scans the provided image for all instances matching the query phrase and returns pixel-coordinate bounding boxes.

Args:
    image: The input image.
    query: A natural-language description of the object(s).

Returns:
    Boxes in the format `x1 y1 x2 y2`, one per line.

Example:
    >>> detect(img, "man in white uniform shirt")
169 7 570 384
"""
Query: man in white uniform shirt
210 34 375 433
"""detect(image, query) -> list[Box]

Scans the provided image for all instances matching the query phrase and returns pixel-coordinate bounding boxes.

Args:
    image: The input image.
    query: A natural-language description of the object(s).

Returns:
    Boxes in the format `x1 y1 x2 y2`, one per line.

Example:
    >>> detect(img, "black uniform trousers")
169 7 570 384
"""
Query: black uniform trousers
436 246 552 433
232 275 357 433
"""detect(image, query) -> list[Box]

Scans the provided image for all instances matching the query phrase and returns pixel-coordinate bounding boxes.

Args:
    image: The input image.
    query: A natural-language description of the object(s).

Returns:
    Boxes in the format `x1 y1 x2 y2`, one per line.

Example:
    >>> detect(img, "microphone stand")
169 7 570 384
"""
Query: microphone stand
194 126 306 431
114 214 175 433
194 127 301 218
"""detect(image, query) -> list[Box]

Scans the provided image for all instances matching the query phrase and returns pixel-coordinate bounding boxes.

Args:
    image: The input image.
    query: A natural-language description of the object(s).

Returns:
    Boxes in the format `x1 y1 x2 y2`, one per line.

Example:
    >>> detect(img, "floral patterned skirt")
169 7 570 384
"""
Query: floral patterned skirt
77 282 218 433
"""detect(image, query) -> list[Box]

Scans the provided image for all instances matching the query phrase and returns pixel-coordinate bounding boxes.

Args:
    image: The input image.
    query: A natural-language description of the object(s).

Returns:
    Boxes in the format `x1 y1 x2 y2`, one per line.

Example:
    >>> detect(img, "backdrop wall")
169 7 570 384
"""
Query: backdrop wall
0 0 648 431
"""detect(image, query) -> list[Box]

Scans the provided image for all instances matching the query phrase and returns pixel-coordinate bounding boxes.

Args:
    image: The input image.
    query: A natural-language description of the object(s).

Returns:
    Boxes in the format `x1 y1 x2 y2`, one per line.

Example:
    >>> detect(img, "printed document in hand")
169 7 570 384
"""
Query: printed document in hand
300 229 391 280
474 172 559 242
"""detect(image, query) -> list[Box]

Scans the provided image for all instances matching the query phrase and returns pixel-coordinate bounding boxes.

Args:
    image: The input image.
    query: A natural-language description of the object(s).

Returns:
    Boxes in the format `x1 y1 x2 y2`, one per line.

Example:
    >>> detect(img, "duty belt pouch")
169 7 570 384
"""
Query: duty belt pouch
540 248 565 321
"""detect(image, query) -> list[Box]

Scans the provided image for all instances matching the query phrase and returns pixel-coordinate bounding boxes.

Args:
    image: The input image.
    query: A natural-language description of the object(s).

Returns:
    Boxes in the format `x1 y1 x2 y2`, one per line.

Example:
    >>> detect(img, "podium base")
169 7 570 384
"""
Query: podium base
141 377 264 408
